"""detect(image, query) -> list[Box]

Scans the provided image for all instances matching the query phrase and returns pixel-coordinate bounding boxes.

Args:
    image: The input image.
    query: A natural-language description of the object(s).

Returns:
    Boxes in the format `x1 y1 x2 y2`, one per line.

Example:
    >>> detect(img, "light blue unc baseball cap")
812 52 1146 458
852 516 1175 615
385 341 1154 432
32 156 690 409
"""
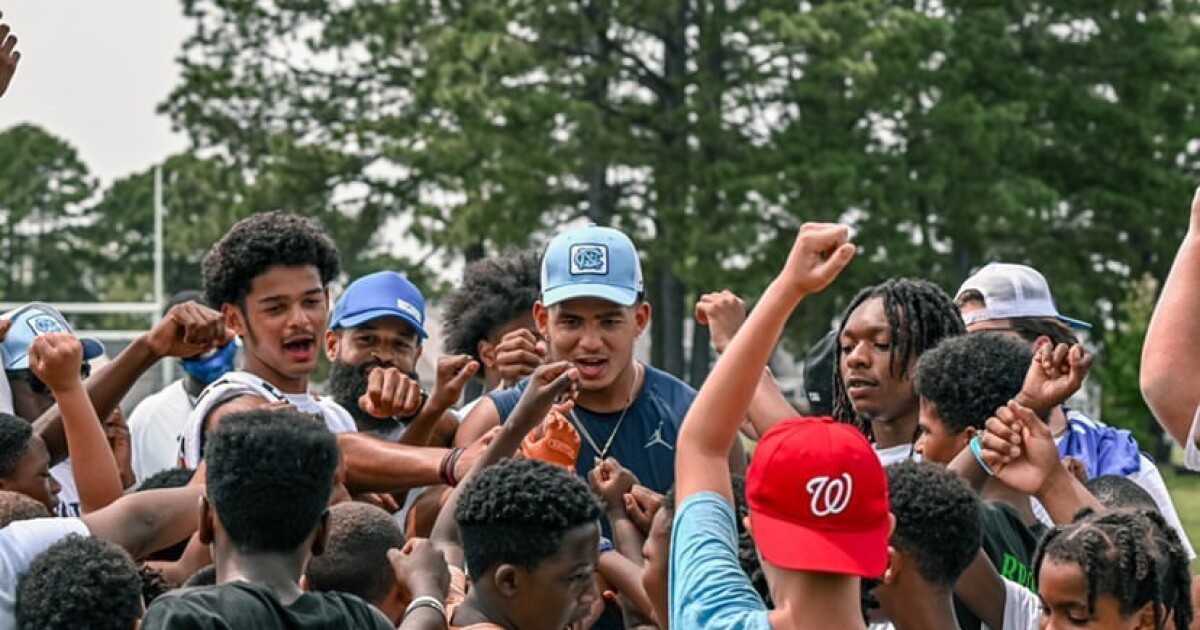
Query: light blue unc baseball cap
1 303 106 371
541 225 644 307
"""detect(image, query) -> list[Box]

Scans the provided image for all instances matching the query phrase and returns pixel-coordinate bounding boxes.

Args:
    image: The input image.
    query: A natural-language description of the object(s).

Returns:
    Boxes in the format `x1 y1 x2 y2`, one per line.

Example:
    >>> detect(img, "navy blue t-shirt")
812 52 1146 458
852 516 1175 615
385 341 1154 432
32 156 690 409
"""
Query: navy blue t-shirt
488 364 694 494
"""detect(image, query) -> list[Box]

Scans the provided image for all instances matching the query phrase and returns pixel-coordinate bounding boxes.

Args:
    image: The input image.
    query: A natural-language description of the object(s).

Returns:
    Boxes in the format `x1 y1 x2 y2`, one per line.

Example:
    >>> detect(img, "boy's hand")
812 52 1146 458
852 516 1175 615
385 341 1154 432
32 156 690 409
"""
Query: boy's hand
588 459 639 513
27 333 84 393
978 401 1063 495
623 485 664 535
509 361 580 436
1016 342 1093 418
0 13 20 99
782 223 857 298
388 538 450 602
428 355 479 411
145 301 233 359
495 329 547 388
359 367 423 419
695 291 747 355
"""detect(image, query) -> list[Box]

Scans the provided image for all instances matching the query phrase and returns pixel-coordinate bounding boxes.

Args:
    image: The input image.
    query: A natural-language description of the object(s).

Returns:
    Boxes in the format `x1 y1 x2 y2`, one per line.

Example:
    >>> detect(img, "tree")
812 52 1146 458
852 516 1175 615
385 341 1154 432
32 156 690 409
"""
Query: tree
0 124 97 303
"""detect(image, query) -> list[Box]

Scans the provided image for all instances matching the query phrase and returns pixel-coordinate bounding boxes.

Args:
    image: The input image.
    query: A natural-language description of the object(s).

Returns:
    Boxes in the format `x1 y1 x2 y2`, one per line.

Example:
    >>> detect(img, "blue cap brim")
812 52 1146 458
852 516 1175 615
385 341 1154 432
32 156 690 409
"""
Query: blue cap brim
1057 315 1092 331
542 284 639 308
80 337 106 361
331 309 428 338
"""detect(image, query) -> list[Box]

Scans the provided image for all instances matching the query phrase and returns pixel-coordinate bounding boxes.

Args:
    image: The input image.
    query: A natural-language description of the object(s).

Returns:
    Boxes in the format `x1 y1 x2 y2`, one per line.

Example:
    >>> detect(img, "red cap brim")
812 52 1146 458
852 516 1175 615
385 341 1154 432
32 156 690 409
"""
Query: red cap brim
750 510 890 578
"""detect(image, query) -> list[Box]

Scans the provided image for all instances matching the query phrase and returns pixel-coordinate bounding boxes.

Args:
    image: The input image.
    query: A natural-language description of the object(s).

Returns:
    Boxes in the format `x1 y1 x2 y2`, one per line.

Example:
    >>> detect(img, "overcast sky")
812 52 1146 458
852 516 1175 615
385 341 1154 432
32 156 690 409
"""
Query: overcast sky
1 2 190 185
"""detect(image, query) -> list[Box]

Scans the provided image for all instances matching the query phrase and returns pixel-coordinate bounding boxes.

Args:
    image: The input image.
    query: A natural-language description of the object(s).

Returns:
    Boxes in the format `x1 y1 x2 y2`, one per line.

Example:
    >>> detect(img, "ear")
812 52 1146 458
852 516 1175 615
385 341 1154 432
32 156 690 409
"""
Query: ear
325 330 341 363
533 301 551 340
478 339 497 370
222 304 247 338
311 508 331 557
882 546 903 585
198 495 215 545
1132 601 1161 629
956 426 977 453
634 302 651 336
299 574 311 592
493 564 521 598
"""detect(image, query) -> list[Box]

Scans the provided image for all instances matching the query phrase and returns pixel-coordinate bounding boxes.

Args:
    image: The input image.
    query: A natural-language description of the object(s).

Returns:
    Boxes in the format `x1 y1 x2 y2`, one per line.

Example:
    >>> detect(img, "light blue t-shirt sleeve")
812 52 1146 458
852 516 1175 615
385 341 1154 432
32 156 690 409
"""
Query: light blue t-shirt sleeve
670 492 771 630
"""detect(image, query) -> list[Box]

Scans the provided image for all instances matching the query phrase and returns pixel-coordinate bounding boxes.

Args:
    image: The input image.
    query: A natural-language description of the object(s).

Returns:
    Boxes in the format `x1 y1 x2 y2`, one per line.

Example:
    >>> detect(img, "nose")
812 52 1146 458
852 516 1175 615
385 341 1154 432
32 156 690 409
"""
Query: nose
286 302 310 330
844 341 870 370
579 575 600 607
577 325 604 352
914 432 926 455
49 475 62 496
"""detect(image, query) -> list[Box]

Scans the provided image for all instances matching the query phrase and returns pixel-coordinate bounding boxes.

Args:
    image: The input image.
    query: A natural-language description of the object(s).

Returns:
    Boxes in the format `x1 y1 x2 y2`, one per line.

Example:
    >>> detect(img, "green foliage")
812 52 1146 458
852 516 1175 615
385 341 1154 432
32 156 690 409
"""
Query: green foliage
1098 274 1165 458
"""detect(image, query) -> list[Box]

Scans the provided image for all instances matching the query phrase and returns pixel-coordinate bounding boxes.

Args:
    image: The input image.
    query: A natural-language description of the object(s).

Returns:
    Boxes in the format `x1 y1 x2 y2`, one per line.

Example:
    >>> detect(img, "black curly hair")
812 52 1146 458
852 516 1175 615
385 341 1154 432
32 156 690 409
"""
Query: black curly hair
0 490 49 527
832 279 965 440
1085 476 1158 512
304 501 406 606
658 477 771 606
0 412 32 478
913 333 1032 434
886 461 981 588
16 534 142 630
139 564 174 606
201 211 341 309
456 458 602 574
440 249 542 363
1034 509 1193 630
205 408 340 553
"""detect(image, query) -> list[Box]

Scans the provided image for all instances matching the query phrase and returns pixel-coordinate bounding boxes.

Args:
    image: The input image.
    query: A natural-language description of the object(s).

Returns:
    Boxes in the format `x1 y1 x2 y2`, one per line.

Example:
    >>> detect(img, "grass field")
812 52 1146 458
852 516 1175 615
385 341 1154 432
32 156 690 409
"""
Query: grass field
1160 466 1200 569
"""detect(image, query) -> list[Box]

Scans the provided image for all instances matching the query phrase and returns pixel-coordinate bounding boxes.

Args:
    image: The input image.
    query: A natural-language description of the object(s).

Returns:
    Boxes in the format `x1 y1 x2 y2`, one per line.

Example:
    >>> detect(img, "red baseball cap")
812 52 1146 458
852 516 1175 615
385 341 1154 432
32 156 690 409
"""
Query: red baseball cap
746 416 891 577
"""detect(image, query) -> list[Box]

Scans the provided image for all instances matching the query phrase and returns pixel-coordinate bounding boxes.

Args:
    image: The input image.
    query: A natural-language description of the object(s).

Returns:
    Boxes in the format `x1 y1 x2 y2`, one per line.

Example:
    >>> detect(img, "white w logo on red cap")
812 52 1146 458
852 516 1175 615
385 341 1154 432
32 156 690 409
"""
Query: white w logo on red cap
806 473 853 517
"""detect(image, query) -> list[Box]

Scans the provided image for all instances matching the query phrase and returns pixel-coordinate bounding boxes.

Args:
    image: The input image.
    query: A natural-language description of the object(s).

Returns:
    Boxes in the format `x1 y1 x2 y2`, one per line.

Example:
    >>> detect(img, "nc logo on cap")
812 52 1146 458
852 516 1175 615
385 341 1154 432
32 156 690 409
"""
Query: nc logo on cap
807 473 853 517
570 244 608 276
27 315 65 336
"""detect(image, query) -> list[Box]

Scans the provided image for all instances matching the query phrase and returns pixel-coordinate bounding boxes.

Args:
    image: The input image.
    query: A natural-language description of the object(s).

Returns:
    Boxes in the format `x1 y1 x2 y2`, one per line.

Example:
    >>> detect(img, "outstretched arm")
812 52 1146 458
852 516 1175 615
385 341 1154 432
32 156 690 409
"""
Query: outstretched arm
676 224 856 505
28 334 123 513
82 485 203 560
1142 187 1200 447
35 302 231 464
430 362 578 568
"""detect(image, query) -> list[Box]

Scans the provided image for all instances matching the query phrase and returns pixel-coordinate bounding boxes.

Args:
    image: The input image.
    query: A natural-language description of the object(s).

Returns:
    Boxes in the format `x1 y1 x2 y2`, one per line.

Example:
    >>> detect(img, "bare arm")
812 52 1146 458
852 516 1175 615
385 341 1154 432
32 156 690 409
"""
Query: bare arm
453 397 502 447
28 334 123 513
338 433 457 494
82 485 203 560
746 369 798 439
400 356 478 447
953 550 1008 630
596 551 655 623
35 302 230 464
1141 188 1200 446
676 225 856 504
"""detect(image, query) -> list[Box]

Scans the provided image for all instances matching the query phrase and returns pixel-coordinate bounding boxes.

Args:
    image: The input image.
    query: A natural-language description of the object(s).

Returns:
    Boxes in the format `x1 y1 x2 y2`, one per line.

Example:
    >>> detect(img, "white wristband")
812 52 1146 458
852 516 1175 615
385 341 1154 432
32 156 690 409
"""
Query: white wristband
404 595 446 619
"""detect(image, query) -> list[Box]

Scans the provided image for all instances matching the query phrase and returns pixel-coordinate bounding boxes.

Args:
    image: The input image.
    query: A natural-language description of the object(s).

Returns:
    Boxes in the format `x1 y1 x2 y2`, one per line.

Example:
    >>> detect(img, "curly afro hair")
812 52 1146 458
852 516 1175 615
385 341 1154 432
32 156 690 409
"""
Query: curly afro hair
1035 509 1193 630
913 333 1032 434
440 250 542 362
1085 475 1158 512
0 412 33 478
832 279 965 440
305 501 406 606
456 458 602 575
138 467 196 492
201 211 341 309
886 461 981 588
0 490 49 528
16 534 142 630
205 408 340 554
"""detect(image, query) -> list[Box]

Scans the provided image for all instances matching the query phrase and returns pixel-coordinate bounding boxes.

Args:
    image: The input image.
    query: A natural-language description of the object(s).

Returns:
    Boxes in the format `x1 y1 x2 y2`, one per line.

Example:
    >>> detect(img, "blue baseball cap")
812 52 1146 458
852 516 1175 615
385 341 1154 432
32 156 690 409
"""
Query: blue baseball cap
1 303 106 371
329 271 428 338
541 225 644 307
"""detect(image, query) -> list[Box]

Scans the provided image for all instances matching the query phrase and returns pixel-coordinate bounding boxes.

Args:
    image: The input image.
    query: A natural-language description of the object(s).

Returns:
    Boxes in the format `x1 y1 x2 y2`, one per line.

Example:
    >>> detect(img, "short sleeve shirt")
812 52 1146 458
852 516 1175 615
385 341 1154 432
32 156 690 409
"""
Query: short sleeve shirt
487 364 693 493
142 581 394 629
669 492 770 630
0 517 90 627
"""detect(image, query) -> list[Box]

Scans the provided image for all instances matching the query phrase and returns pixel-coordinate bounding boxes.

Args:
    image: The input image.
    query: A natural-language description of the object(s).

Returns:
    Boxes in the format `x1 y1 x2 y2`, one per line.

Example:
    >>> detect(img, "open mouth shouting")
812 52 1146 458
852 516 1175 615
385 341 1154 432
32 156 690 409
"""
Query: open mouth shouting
573 357 608 380
282 334 317 363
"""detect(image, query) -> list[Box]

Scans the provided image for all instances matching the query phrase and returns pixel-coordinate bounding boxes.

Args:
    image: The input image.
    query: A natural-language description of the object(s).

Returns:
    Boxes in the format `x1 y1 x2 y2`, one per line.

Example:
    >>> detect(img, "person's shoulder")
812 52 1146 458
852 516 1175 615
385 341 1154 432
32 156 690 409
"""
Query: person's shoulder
301 590 394 628
131 380 188 414
314 396 357 433
642 365 696 407
142 585 249 629
486 380 530 419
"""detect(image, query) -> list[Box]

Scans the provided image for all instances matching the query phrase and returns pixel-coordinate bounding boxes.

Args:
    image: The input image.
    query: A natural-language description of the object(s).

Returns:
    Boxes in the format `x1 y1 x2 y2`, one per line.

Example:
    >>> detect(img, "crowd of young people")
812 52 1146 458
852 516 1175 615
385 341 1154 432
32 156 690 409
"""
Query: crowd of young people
1 13 1199 630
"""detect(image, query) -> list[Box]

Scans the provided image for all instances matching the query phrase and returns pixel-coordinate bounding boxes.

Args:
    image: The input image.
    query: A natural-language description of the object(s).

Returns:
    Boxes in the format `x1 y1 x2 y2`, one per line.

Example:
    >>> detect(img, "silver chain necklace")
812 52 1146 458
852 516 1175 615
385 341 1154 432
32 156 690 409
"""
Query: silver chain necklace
568 362 641 467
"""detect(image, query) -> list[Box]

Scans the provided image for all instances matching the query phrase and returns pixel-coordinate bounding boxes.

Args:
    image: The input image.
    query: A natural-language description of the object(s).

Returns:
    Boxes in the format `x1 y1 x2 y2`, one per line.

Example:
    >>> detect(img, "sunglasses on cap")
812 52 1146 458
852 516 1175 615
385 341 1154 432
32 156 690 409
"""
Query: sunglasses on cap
6 363 92 397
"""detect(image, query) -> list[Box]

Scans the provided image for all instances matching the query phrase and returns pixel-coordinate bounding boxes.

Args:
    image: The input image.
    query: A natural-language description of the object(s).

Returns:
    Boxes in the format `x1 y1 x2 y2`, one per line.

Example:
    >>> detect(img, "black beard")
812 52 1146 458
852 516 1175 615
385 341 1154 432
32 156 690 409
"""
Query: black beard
326 359 419 428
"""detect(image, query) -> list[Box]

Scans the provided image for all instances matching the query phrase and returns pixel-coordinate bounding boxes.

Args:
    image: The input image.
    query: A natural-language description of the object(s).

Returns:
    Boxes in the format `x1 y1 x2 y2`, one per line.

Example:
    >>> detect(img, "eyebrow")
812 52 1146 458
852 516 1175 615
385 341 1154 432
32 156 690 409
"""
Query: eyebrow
257 287 324 304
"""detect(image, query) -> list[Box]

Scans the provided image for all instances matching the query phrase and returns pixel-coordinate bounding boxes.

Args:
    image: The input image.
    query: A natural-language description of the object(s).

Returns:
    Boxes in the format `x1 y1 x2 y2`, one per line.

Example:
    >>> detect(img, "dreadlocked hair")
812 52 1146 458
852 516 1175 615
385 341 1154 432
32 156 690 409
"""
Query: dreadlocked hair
1033 509 1193 630
831 279 965 440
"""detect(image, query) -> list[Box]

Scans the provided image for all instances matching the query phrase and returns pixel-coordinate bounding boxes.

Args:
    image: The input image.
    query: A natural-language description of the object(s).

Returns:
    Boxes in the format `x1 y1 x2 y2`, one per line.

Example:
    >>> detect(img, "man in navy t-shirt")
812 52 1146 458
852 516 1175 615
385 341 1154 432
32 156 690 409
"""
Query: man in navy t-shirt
456 225 741 494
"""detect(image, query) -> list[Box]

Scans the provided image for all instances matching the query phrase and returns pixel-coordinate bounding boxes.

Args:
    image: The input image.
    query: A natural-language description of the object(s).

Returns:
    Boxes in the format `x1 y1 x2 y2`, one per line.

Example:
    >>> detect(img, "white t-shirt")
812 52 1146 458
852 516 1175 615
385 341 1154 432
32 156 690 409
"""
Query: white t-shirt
1185 405 1200 472
875 443 920 467
181 371 357 468
129 380 196 482
50 460 80 518
0 517 90 628
0 373 12 415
